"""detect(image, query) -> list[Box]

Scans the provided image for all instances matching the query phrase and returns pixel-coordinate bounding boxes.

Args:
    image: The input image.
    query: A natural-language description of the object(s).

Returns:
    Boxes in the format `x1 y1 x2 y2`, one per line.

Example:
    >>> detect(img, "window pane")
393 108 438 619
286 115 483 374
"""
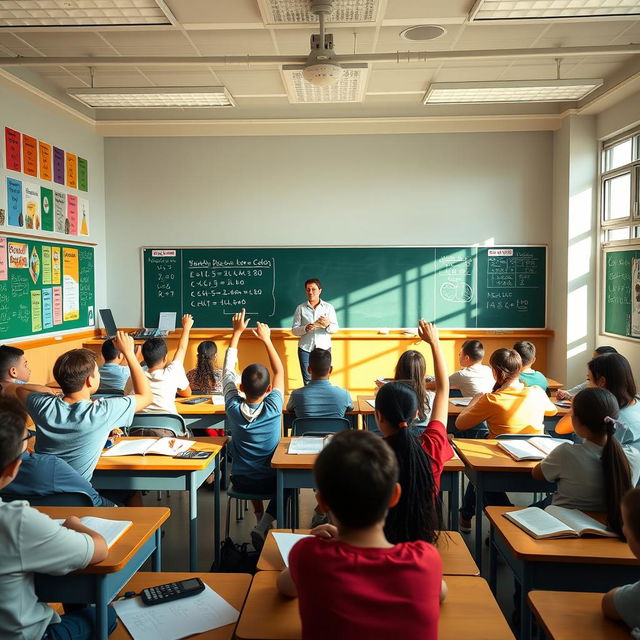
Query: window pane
603 173 631 221
605 227 630 242
604 139 633 171
635 226 640 239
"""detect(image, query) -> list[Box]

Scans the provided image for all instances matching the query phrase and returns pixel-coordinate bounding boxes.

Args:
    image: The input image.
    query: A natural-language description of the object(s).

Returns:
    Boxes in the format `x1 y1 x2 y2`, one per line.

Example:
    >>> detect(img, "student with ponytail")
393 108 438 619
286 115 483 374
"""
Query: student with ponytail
391 350 435 434
532 387 640 536
186 341 222 394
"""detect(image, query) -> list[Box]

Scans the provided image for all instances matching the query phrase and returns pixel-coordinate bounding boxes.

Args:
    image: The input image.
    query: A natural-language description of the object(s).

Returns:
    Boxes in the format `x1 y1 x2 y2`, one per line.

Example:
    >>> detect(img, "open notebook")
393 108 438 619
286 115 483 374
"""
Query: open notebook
102 437 195 457
272 532 312 567
54 516 132 548
504 506 617 540
497 437 572 461
288 436 332 455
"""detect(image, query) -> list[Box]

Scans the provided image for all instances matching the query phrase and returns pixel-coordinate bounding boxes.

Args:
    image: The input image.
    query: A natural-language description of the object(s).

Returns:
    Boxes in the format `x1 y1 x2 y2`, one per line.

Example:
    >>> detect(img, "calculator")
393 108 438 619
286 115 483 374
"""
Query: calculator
182 397 209 405
174 450 213 459
141 577 205 606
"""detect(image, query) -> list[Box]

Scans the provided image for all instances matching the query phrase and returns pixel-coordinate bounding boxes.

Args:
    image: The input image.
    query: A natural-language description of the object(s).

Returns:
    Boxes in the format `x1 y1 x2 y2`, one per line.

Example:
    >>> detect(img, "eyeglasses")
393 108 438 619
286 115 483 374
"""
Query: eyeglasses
14 431 35 461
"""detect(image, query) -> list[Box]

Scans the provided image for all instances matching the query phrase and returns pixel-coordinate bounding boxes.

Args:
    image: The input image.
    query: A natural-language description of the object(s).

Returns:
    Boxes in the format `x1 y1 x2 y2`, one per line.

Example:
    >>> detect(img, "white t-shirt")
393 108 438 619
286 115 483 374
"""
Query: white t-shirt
0 499 94 640
125 360 189 415
449 363 494 397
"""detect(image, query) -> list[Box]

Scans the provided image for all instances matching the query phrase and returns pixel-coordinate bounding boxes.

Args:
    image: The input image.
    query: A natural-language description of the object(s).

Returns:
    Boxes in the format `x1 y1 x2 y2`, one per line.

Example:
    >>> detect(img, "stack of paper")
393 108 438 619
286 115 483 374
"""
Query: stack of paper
288 437 328 455
272 532 312 566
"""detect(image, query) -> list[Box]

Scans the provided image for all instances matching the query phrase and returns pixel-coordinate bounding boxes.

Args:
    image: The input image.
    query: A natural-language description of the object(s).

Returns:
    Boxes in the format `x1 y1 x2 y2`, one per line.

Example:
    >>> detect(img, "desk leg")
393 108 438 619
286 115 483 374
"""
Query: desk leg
153 528 162 572
214 456 221 570
96 577 108 640
189 473 197 571
520 567 532 640
475 477 483 569
488 528 497 594
276 469 284 528
450 476 459 532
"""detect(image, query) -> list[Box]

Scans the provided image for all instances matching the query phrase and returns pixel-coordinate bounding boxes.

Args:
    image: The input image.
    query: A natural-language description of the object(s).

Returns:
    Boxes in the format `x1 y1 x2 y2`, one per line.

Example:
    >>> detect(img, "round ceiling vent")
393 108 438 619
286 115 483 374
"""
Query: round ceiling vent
400 25 447 41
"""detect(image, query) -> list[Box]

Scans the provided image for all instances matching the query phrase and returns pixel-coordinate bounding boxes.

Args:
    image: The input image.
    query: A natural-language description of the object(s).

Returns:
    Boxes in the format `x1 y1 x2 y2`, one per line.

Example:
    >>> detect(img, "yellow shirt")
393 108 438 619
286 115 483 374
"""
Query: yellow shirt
456 383 557 437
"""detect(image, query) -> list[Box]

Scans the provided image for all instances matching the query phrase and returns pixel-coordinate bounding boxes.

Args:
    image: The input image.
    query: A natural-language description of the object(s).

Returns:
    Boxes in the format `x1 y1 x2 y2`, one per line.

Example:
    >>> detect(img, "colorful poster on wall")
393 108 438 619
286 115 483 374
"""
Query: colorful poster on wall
52 286 62 325
79 198 89 236
23 182 40 230
0 237 7 281
53 147 64 185
51 246 61 284
40 187 53 232
78 157 88 192
42 245 51 285
632 258 640 338
66 194 78 235
4 127 21 171
22 134 38 177
42 288 53 329
8 242 28 269
31 290 42 332
65 152 77 188
29 246 40 284
6 178 23 226
39 141 52 181
54 191 65 234
62 247 79 321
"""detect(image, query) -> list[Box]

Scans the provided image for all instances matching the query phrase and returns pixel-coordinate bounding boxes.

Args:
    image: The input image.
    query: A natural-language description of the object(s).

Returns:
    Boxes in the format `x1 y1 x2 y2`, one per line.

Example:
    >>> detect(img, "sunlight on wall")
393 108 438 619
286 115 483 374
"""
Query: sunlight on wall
568 188 593 239
567 285 588 344
568 237 592 282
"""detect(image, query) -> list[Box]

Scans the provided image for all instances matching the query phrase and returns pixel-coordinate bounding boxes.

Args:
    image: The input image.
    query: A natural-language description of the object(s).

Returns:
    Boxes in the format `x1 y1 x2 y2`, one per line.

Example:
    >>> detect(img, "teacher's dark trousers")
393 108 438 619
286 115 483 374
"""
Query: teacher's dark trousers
298 348 311 386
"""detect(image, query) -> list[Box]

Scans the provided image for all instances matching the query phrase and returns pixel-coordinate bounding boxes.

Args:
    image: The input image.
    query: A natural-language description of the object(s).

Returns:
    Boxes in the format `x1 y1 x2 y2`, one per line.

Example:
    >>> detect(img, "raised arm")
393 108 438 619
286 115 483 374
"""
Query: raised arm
223 309 250 397
253 322 284 394
172 314 194 363
418 320 449 424
15 383 56 406
114 331 152 412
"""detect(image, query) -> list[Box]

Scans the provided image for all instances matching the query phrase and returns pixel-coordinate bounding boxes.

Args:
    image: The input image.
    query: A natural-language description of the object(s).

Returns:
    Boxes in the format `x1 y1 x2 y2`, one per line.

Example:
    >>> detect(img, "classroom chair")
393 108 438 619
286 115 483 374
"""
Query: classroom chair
0 491 93 507
225 485 273 538
93 387 125 399
291 417 351 436
128 413 189 437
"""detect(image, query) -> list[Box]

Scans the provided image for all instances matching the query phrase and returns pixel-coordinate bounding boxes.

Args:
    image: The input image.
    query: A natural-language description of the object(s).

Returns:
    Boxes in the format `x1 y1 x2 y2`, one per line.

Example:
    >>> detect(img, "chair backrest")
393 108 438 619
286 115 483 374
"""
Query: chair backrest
130 412 187 436
496 433 550 440
291 417 351 437
93 388 125 399
0 491 93 506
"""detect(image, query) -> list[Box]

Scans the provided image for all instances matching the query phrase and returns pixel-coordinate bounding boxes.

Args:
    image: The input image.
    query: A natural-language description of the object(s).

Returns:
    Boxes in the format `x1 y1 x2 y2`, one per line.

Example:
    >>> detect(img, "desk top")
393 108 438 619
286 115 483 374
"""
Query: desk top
111 572 251 640
528 591 630 640
96 436 227 471
257 529 479 575
235 572 513 640
35 507 169 574
454 439 546 473
486 506 640 565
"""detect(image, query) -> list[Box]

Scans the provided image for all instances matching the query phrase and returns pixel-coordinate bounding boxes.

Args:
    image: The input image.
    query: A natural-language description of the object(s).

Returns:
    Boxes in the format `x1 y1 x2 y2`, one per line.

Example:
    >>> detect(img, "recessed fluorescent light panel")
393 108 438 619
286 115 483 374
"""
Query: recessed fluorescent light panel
469 0 640 21
423 79 603 104
258 0 378 24
282 64 369 103
0 0 176 28
66 86 235 109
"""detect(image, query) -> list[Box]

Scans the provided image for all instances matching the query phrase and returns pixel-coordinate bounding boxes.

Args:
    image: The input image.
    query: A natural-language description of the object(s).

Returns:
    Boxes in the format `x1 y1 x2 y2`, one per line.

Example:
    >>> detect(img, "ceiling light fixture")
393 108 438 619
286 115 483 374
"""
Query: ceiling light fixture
282 63 368 102
302 0 342 87
469 0 640 21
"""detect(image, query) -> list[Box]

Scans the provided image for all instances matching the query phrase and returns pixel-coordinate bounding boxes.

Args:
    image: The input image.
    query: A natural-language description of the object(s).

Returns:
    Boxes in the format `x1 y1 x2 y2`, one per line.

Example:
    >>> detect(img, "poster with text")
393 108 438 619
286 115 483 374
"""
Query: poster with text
78 157 88 192
29 246 40 284
51 246 61 284
4 127 21 171
30 290 42 332
22 134 37 177
54 191 65 234
40 187 53 232
67 194 78 235
23 182 40 230
6 178 23 227
42 288 53 329
632 258 640 338
65 152 77 188
53 147 64 185
52 286 62 325
42 245 51 285
8 242 27 269
62 247 79 321
39 141 52 181
0 237 6 281
79 198 89 236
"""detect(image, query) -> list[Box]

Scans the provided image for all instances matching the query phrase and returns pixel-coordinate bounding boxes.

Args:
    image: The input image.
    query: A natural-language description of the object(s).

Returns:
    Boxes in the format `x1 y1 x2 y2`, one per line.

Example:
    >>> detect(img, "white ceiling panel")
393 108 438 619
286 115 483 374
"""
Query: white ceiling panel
188 29 277 55
454 23 550 49
274 26 377 55
534 20 638 48
383 0 472 21
367 68 433 92
0 32 36 56
12 31 117 56
365 93 424 104
165 0 263 26
100 29 196 56
375 24 466 51
215 69 285 94
134 67 221 86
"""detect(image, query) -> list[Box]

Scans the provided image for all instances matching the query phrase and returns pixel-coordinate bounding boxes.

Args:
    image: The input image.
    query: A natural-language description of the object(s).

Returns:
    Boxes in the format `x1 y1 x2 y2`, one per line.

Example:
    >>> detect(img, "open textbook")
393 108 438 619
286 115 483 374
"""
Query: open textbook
497 437 572 461
54 516 132 548
288 436 332 455
503 506 617 539
102 437 195 457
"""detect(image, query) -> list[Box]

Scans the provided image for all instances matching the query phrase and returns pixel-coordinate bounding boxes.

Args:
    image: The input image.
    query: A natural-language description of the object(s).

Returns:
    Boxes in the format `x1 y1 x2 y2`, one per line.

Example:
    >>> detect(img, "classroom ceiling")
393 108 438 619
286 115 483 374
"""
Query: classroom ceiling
0 0 639 125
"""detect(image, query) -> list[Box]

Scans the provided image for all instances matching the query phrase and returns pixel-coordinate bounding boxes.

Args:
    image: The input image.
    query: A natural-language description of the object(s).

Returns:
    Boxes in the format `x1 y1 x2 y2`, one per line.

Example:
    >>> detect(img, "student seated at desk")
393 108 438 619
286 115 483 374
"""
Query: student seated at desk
532 388 639 536
0 345 33 401
0 397 116 640
125 314 193 422
446 339 494 397
277 429 446 640
224 309 284 551
603 488 640 631
556 345 617 400
286 348 353 419
98 338 130 392
186 340 222 394
513 341 548 391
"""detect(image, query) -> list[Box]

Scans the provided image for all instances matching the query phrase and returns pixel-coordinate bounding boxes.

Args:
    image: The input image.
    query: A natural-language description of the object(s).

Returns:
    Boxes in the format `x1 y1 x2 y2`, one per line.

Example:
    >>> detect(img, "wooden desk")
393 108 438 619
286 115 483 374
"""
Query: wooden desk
271 438 463 531
176 396 226 433
528 591 630 640
93 436 227 571
454 439 556 567
486 506 640 640
235 572 513 640
34 507 169 640
111 572 251 639
257 529 479 576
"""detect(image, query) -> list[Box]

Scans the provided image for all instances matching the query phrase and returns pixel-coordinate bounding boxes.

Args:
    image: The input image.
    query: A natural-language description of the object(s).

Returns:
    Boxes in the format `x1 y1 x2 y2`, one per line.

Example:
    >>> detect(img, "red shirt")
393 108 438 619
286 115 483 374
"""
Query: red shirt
288 536 442 640
419 420 455 492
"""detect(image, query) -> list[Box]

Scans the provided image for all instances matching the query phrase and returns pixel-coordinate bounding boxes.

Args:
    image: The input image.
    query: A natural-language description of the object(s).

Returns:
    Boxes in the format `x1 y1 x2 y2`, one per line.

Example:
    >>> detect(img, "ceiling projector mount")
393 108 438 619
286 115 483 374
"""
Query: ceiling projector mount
303 0 342 87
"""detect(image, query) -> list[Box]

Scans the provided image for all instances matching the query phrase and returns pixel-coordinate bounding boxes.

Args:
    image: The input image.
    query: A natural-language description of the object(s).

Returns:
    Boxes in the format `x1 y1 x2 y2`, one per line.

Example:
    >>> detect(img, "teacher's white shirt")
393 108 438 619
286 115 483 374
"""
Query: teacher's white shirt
291 299 339 352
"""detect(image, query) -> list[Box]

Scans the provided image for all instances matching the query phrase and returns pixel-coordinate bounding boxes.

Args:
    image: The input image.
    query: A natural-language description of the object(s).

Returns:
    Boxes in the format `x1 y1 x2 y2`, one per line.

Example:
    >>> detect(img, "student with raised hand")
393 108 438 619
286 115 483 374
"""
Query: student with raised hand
277 430 445 640
186 340 222 394
603 488 640 629
532 387 639 535
513 340 548 391
556 345 618 400
223 308 284 551
0 396 116 640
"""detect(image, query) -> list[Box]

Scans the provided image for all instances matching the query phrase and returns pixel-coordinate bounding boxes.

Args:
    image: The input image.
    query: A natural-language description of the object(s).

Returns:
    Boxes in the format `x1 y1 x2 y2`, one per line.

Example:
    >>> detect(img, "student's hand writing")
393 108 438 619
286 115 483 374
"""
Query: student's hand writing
114 331 135 358
231 309 250 334
109 428 123 443
181 314 194 330
555 389 571 401
310 523 338 539
252 322 271 342
62 515 82 530
418 319 439 345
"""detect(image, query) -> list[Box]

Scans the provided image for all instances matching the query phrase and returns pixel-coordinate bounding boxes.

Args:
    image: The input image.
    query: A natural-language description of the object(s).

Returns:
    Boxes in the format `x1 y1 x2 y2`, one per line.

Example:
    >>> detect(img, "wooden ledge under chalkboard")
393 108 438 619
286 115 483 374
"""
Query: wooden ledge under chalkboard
11 328 100 350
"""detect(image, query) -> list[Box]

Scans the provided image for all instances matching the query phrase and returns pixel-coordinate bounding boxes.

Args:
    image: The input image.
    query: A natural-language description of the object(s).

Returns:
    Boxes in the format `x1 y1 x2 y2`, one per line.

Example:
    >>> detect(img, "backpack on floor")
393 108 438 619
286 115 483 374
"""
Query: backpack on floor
211 537 258 574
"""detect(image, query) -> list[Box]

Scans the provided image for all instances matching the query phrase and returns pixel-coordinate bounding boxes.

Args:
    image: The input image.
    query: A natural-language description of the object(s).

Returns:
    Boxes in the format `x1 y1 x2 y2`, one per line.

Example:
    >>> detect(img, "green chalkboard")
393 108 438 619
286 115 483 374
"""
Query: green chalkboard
0 234 95 340
604 247 640 339
142 246 546 330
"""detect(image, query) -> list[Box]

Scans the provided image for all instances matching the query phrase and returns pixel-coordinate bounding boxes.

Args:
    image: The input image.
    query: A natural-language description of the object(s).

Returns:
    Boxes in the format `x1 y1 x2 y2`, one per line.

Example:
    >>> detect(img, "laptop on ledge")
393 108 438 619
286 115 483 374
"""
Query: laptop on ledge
98 308 118 340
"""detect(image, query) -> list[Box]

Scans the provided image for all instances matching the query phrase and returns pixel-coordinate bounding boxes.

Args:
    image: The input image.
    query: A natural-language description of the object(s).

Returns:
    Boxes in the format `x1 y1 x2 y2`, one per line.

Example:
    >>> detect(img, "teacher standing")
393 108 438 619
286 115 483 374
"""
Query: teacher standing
291 278 339 385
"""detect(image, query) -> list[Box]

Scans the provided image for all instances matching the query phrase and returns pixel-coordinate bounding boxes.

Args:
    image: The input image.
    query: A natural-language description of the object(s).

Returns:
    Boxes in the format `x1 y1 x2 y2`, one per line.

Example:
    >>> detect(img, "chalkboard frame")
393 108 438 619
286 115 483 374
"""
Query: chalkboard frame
140 244 548 330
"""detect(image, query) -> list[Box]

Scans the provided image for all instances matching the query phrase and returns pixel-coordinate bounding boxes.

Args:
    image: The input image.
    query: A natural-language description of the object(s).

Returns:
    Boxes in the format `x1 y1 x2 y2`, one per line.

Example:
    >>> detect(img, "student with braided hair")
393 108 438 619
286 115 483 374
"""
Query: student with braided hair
186 341 222 394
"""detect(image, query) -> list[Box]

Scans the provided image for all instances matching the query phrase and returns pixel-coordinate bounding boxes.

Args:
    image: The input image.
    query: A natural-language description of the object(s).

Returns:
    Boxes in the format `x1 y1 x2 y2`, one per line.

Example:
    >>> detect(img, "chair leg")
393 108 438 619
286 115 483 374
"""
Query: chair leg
225 495 231 539
156 491 162 501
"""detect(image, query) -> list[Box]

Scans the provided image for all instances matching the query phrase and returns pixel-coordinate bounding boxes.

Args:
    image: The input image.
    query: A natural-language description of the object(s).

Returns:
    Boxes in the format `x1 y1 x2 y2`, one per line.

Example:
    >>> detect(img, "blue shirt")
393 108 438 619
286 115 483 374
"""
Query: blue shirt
286 379 353 418
4 452 115 507
26 393 136 480
98 363 130 391
616 400 640 452
519 370 549 391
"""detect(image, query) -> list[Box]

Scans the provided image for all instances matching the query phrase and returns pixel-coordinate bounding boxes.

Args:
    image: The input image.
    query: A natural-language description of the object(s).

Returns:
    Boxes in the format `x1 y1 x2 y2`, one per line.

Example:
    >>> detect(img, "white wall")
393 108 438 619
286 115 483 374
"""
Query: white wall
105 131 553 326
0 77 107 331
